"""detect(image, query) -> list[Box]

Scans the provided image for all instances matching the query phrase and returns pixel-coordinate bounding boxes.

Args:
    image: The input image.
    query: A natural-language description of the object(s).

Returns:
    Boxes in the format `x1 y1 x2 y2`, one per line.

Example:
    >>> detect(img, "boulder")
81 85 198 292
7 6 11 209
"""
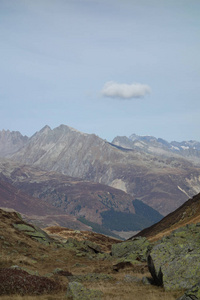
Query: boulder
66 281 102 300
148 223 200 290
111 237 150 262
177 282 200 300
12 222 53 245
66 238 102 254
142 277 154 285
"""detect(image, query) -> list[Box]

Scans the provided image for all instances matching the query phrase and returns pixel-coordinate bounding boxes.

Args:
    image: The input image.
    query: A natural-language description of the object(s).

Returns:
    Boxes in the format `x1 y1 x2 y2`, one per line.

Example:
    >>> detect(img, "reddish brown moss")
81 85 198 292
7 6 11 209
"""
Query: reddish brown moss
0 268 62 295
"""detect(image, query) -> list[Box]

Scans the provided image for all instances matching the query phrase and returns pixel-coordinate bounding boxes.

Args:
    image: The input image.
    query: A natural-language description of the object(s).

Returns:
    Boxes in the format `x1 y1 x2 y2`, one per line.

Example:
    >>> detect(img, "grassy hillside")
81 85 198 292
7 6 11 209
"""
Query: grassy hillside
135 193 200 241
0 208 182 299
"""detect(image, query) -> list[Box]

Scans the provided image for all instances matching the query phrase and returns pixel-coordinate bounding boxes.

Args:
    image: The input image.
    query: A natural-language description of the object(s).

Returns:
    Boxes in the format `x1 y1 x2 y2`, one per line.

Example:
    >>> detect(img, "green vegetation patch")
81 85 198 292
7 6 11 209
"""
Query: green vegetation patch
132 199 163 223
101 209 155 231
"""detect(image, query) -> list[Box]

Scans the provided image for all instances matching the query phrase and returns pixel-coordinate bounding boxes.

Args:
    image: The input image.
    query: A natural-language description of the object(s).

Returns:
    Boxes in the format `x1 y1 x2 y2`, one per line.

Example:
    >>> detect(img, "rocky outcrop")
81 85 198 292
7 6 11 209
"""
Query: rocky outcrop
147 223 200 290
66 282 102 300
65 238 103 255
111 237 150 262
177 282 200 300
12 222 53 245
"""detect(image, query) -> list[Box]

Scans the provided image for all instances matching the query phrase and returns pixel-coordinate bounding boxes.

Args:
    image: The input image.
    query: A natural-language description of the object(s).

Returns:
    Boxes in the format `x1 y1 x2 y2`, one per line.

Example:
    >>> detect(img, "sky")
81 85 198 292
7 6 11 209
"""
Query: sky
0 0 200 142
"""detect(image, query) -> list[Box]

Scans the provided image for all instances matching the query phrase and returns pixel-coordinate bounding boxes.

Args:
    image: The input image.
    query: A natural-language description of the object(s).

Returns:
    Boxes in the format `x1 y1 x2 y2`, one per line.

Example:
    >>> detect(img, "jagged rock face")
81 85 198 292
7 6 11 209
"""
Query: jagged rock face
0 129 28 156
147 223 200 290
7 125 200 215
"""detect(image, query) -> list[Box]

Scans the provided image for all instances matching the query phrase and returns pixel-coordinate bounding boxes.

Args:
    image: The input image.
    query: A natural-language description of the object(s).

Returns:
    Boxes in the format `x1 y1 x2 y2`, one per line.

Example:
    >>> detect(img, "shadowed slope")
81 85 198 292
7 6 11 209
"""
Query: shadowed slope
134 193 200 241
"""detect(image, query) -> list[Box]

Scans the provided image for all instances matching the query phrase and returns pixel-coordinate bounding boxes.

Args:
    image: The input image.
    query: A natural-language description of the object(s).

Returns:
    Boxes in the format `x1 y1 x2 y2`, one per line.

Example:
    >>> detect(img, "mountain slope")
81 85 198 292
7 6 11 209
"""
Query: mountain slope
0 177 92 231
7 124 200 216
0 207 182 300
135 192 200 241
0 159 162 237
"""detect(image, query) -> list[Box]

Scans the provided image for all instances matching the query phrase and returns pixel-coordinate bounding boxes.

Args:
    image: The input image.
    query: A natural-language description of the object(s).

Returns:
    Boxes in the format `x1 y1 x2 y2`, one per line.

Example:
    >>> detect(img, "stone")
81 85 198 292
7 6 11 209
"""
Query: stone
148 223 200 290
142 277 154 285
66 238 102 255
12 222 52 245
111 237 151 262
66 281 102 300
177 282 200 300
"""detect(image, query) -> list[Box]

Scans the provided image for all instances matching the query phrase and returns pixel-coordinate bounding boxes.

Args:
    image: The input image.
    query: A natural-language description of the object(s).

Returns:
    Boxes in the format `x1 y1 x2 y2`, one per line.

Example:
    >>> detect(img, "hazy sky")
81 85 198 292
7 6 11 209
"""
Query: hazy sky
0 0 200 142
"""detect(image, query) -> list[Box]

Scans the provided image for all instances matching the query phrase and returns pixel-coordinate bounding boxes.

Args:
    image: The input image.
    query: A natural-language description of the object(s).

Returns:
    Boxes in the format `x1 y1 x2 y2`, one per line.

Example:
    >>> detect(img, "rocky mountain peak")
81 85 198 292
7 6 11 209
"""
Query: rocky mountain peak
54 124 89 136
40 125 51 132
0 129 28 156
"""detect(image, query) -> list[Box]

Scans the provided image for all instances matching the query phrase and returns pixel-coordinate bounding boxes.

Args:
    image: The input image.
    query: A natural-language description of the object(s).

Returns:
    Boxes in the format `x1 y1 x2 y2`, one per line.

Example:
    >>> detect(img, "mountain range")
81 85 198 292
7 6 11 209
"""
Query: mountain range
1 125 200 217
112 134 200 164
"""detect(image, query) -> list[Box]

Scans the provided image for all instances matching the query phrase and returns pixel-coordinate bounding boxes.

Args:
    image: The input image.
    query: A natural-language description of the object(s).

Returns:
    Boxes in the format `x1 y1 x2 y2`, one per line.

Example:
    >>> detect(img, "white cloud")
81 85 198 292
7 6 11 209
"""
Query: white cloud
101 81 151 99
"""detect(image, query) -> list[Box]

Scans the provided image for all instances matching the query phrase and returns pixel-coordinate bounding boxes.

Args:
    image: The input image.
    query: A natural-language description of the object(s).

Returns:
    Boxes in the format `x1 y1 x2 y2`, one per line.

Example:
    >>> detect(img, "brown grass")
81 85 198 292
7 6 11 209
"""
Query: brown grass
0 284 183 300
0 246 184 300
0 209 185 299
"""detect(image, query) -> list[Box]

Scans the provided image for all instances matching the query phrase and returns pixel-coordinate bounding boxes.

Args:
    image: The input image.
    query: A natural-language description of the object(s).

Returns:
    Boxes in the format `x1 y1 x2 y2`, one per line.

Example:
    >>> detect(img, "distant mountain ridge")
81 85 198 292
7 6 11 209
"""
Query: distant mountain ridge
112 134 200 164
1 125 200 216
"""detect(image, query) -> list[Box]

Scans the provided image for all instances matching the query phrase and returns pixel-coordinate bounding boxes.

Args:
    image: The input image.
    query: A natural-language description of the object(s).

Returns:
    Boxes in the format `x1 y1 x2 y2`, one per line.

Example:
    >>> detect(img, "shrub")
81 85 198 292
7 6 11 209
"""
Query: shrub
0 268 62 295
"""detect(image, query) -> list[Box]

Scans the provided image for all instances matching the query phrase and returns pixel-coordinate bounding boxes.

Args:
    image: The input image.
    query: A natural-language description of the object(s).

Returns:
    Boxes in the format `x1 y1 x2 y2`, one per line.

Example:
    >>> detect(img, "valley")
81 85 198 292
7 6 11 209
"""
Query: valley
1 189 200 299
0 125 200 299
0 158 162 239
